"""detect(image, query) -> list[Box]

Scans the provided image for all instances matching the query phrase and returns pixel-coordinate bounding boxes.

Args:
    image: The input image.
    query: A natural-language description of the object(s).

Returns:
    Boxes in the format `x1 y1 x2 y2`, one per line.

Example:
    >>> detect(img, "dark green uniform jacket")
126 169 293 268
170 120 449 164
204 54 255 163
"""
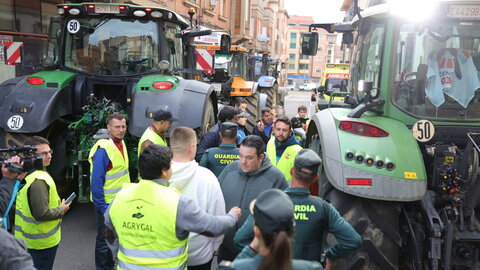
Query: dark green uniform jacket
220 245 322 270
199 143 240 177
234 187 362 261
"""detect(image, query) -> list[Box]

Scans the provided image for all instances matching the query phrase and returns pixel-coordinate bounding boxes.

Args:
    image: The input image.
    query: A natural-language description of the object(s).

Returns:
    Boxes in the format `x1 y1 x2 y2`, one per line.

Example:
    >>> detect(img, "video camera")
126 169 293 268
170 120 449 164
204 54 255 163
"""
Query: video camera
0 145 44 173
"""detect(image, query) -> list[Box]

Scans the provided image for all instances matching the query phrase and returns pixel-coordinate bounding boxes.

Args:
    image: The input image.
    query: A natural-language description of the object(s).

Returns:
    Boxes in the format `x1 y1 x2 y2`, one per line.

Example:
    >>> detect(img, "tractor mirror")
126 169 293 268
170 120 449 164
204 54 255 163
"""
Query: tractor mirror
342 32 353 45
301 32 319 56
220 34 231 54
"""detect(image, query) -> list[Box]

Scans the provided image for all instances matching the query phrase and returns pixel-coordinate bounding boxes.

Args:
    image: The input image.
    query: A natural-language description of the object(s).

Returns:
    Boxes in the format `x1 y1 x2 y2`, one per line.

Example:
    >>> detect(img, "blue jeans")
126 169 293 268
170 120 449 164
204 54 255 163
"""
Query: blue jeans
95 207 114 270
28 245 58 270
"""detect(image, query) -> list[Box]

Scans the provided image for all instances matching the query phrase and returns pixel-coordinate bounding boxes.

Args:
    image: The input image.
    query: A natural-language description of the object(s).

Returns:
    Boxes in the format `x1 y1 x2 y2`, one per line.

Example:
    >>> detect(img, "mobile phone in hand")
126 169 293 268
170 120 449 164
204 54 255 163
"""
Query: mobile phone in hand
65 192 76 204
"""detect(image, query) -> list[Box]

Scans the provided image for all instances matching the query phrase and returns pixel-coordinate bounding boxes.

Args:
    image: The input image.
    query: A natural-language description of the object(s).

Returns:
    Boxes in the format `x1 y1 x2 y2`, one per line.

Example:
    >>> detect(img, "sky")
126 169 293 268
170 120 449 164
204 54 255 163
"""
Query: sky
284 0 345 23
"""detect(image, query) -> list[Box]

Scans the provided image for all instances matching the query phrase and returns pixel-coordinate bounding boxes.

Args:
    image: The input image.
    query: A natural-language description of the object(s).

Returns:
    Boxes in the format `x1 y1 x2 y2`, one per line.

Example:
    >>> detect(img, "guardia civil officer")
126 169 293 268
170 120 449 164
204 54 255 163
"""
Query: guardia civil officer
199 122 240 177
234 149 362 268
137 108 177 156
105 144 241 269
221 189 323 270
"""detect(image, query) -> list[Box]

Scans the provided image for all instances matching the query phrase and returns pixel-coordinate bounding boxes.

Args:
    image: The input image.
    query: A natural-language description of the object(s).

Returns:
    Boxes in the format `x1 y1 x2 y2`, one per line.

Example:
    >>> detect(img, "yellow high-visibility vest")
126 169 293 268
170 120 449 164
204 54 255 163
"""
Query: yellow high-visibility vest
89 138 130 203
266 137 303 182
109 180 188 269
137 127 166 157
14 170 61 250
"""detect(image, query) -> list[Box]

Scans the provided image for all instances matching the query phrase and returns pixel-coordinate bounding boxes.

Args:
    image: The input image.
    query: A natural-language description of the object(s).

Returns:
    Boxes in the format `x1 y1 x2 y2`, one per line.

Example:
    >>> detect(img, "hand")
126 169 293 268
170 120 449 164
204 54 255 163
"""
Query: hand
1 156 27 180
256 121 264 132
60 199 72 214
229 206 242 220
324 259 333 270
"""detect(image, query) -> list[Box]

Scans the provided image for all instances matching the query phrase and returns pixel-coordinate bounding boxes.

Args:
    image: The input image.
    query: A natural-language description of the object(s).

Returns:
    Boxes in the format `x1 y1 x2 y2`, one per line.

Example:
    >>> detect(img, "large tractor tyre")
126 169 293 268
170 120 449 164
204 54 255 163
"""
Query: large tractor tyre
201 99 216 134
265 86 277 108
245 92 261 133
325 187 401 270
0 123 71 197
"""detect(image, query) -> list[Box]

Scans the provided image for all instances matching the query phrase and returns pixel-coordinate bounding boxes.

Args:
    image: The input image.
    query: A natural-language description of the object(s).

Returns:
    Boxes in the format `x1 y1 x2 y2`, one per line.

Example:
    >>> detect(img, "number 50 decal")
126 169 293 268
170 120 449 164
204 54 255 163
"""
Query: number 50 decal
67 19 80 34
412 119 435 142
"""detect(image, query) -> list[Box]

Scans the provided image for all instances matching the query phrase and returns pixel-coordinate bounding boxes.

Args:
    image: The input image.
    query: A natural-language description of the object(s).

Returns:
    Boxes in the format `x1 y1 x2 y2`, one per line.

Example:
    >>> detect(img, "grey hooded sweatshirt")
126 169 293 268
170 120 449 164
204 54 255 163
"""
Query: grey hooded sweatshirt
218 155 288 255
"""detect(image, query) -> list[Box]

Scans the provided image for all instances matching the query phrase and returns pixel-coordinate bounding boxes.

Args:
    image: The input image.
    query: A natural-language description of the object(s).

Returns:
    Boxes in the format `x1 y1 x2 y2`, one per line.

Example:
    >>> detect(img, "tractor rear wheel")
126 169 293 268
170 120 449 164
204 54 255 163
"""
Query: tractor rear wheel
265 86 277 108
307 131 401 270
324 187 401 270
201 98 216 134
245 92 260 133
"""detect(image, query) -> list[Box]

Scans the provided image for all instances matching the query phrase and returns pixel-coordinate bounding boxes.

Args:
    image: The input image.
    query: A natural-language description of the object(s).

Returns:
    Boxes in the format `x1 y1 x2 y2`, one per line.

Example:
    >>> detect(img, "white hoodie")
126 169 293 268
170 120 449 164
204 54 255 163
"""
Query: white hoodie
170 160 226 266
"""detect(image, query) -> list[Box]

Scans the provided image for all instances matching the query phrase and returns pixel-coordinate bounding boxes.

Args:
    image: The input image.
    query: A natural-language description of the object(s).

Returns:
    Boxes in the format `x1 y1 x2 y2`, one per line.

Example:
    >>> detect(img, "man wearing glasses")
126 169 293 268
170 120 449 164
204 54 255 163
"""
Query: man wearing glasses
14 136 71 270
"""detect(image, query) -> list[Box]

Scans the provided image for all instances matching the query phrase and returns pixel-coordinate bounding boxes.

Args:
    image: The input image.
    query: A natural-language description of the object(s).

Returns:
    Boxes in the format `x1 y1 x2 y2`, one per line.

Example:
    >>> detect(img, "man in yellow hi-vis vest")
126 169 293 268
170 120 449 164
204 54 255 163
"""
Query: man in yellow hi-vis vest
137 109 177 156
89 112 130 270
105 144 241 270
266 116 303 182
14 136 71 270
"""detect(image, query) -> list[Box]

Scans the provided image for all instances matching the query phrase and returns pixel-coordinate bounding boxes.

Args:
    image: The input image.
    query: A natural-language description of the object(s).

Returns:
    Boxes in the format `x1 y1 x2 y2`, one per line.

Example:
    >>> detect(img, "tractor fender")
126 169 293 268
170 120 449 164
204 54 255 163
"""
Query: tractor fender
257 76 276 88
129 78 216 137
308 109 427 202
0 76 73 133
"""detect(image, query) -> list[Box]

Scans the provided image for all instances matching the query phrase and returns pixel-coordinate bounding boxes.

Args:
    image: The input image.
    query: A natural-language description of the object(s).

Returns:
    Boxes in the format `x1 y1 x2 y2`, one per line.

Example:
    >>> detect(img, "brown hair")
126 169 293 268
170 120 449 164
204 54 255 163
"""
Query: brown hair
259 228 294 270
107 112 126 125
297 105 307 112
25 136 50 146
274 115 292 129
170 127 196 154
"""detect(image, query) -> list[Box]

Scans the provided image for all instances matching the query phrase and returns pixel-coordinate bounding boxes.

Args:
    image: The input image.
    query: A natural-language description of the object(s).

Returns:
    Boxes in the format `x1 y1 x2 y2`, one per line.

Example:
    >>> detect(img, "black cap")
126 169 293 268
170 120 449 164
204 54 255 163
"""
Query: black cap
153 109 177 122
221 122 238 134
250 189 295 234
294 149 322 175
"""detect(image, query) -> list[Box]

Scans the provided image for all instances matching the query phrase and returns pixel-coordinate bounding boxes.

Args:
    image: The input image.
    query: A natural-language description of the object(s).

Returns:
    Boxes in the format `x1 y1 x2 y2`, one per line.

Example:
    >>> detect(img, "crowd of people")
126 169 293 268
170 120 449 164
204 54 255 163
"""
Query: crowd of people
0 97 362 270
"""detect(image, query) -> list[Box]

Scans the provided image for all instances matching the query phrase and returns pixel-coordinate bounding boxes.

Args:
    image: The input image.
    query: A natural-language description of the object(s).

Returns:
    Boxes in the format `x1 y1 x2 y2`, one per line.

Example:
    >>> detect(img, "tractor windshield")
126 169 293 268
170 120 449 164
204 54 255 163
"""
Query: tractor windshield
228 52 247 79
63 17 160 75
393 20 480 121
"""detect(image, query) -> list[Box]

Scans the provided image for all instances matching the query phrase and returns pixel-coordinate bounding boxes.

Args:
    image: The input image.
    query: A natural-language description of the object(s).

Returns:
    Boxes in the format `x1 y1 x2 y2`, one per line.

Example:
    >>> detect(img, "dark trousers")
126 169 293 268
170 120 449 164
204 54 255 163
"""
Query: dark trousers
28 245 58 270
95 207 114 270
189 255 214 270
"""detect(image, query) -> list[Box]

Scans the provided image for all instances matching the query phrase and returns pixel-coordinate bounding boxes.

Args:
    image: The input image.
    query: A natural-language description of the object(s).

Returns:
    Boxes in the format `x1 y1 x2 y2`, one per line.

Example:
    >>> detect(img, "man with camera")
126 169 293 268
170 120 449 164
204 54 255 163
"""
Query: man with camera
1 155 26 228
14 136 71 270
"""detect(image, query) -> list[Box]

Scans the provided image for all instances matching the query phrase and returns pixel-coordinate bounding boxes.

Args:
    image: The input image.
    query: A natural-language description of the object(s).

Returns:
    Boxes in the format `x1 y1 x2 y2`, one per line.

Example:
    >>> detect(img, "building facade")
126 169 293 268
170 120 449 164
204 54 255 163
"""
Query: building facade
285 15 338 88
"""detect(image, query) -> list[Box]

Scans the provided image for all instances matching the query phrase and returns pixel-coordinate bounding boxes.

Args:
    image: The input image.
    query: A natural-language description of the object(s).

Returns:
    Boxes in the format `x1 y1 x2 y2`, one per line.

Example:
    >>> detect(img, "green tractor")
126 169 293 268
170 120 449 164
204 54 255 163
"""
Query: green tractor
0 2 217 201
302 0 480 269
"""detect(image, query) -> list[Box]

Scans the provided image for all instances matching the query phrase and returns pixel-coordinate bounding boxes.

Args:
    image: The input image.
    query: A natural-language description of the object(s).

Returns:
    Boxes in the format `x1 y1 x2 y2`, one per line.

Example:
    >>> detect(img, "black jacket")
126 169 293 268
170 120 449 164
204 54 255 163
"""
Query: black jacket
195 123 222 162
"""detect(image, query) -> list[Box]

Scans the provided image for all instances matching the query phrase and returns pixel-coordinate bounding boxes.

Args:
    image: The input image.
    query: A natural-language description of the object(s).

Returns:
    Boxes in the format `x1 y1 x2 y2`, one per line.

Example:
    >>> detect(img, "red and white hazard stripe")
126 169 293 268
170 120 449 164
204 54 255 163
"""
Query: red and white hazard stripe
195 48 214 75
4 42 23 65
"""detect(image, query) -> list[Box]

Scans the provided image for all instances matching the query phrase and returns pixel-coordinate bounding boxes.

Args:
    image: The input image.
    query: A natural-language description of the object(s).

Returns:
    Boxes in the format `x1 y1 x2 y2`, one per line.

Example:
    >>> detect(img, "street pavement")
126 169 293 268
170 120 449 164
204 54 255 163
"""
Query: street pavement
52 91 313 269
285 90 317 119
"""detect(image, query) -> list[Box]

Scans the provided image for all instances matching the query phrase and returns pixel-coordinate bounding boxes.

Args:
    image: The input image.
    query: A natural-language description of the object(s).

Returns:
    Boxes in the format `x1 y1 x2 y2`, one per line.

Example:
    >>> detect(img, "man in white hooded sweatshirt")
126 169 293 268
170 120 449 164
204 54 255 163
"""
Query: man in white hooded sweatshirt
169 126 226 270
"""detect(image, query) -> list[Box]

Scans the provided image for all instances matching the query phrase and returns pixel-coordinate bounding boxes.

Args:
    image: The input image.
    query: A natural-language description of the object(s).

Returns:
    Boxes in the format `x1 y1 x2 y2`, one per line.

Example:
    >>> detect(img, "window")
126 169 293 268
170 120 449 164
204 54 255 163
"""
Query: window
290 33 297 49
328 36 335 44
289 63 295 69
299 55 309 60
350 20 385 97
328 49 332 55
318 46 323 51
289 53 295 62
319 35 324 41
165 23 183 70
316 56 322 62
299 64 309 70
316 68 322 73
